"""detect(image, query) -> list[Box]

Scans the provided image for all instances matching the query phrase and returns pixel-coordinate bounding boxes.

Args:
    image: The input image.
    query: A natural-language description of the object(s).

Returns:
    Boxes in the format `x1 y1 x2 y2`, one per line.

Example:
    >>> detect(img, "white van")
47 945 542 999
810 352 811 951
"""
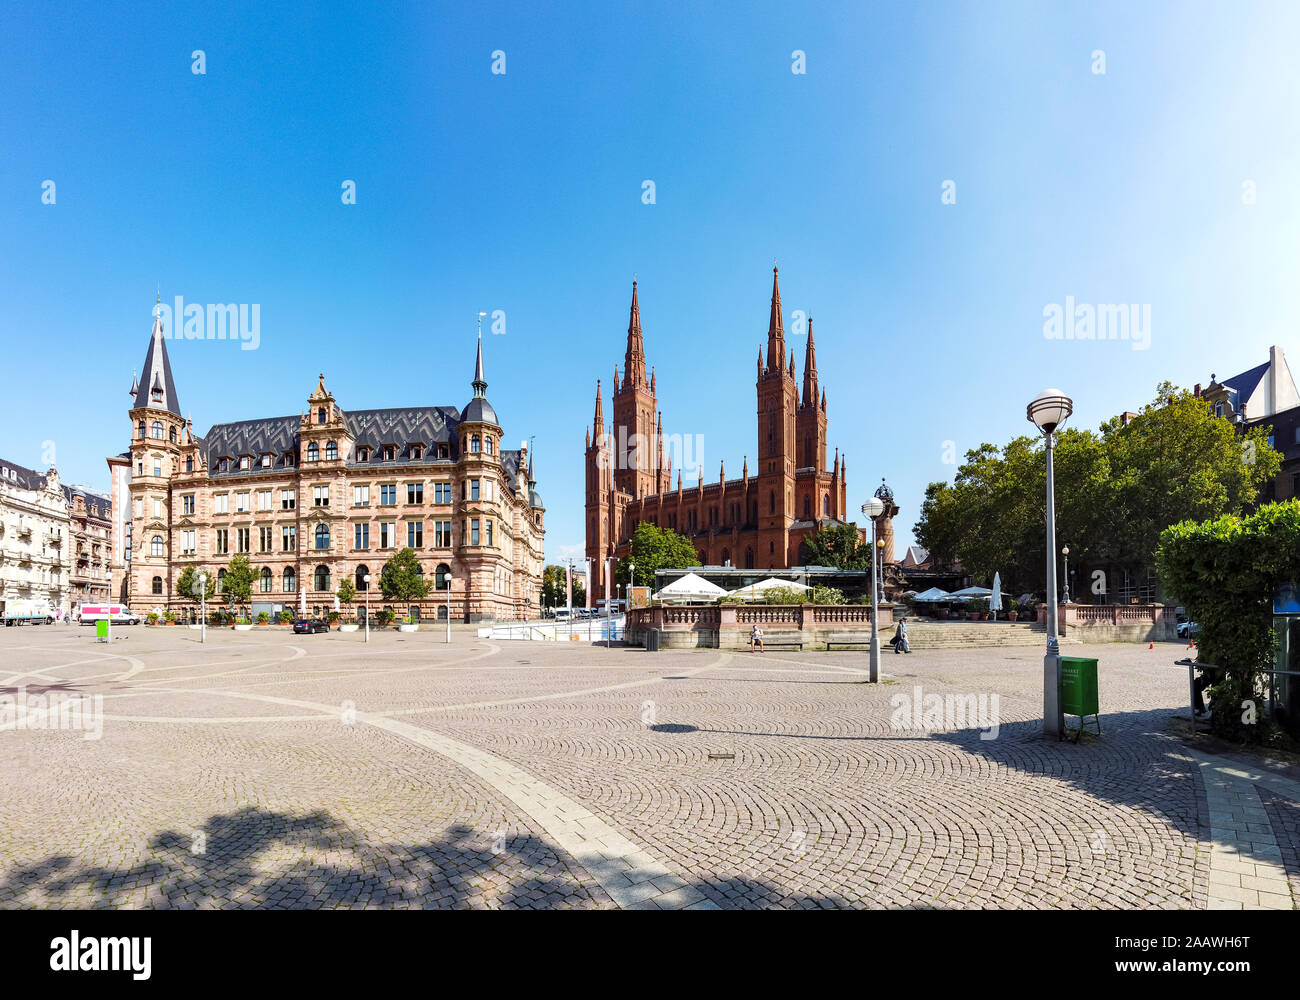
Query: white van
77 604 141 625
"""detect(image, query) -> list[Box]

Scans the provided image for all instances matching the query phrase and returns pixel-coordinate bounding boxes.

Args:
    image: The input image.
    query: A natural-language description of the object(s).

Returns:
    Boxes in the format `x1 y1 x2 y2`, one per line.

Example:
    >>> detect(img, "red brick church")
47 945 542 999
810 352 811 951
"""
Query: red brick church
585 268 859 595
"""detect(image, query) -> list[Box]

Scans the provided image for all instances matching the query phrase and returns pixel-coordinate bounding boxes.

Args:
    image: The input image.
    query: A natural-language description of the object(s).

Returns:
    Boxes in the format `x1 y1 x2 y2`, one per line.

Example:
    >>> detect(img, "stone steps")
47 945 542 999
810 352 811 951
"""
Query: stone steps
899 622 1082 649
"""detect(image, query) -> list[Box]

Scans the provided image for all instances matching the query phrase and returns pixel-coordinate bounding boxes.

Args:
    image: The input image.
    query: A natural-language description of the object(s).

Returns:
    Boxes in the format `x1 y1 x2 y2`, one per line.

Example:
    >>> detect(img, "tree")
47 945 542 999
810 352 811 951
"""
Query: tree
379 547 430 602
176 565 215 601
615 522 698 588
223 554 256 612
336 575 356 606
541 565 566 608
914 383 1280 597
1157 500 1300 743
800 523 870 570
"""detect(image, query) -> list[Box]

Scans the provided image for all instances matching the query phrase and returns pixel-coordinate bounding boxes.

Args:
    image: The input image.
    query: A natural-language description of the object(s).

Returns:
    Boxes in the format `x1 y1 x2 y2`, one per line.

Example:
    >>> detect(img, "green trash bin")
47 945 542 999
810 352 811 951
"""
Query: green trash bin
95 620 109 640
1060 655 1100 739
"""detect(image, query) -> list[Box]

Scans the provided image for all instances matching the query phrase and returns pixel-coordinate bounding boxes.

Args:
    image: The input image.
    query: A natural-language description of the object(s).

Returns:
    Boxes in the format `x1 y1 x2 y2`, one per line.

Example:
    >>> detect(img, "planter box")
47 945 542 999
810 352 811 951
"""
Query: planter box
339 623 359 632
233 624 253 631
398 624 418 633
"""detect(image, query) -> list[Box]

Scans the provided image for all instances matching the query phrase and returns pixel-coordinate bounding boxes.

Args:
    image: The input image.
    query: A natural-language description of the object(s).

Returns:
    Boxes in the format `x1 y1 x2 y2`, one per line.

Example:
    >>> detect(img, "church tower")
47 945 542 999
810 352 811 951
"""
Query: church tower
610 281 660 500
756 268 798 568
585 379 613 595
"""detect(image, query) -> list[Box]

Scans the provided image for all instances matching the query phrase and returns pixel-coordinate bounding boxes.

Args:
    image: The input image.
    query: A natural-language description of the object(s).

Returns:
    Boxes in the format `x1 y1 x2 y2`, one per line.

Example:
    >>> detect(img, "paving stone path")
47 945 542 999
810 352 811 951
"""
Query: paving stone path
0 628 1295 909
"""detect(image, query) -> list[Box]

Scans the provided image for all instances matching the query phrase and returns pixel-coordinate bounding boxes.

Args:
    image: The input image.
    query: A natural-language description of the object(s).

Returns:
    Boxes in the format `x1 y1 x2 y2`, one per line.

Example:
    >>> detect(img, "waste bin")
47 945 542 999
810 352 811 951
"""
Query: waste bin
1060 655 1100 738
646 628 661 652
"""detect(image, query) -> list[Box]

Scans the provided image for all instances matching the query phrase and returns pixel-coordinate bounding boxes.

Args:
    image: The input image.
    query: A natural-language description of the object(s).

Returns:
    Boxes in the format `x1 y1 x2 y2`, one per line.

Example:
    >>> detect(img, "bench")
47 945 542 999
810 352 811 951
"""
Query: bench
748 631 803 651
825 633 873 650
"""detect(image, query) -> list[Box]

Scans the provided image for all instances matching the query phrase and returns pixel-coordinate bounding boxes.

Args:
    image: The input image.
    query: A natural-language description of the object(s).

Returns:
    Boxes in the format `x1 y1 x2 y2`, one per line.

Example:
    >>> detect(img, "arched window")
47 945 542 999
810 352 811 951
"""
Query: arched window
283 567 296 592
260 567 272 593
151 535 163 557
314 565 330 591
137 420 146 438
315 524 330 550
355 565 369 591
152 576 163 595
307 442 319 462
169 426 177 444
317 407 327 424
216 569 226 594
151 421 163 439
485 437 494 455
436 563 451 591
470 435 481 453
823 494 829 516
185 456 193 473
326 441 338 461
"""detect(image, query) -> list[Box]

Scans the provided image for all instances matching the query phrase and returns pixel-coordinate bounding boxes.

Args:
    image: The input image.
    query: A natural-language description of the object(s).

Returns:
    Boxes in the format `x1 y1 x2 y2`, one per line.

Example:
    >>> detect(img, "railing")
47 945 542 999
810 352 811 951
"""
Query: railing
663 606 719 626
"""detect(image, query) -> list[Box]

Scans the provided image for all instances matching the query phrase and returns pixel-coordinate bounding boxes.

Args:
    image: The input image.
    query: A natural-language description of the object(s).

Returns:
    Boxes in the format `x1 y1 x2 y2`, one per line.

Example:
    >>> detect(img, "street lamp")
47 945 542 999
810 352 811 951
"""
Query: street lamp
363 573 371 643
1061 545 1071 604
1027 388 1073 739
876 537 885 609
446 573 453 643
197 572 207 644
861 497 885 683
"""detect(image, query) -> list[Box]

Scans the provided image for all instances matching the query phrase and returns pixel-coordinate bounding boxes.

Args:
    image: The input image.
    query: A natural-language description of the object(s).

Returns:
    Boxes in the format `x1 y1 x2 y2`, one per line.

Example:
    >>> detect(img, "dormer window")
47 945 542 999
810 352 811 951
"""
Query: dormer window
318 407 327 425
382 445 395 462
219 458 229 473
307 442 319 462
284 451 296 467
239 456 250 471
326 441 338 461
410 444 423 460
185 456 194 473
152 387 163 403
261 454 272 468
357 447 369 462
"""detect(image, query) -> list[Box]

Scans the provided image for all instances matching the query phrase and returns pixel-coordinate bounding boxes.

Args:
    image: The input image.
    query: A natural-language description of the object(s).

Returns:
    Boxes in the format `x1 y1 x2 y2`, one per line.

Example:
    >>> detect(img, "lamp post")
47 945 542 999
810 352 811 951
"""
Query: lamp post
363 573 371 643
1027 388 1073 739
198 572 207 644
1061 545 1071 604
446 573 453 643
861 498 885 683
876 537 885 608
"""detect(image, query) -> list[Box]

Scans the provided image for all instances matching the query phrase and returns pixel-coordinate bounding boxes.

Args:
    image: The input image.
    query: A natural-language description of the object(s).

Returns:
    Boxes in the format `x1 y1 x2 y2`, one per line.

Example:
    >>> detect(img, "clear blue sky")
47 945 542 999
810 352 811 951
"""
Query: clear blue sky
4 1 1300 562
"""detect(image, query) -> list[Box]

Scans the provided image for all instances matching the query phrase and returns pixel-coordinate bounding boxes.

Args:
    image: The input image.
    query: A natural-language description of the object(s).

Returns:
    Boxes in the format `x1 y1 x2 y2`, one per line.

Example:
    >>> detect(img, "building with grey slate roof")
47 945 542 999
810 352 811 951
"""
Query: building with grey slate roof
108 303 545 621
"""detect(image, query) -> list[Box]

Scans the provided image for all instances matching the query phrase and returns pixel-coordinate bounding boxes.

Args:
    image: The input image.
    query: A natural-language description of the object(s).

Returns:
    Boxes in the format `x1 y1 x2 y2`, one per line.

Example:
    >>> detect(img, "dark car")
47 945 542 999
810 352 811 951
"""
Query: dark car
292 618 330 634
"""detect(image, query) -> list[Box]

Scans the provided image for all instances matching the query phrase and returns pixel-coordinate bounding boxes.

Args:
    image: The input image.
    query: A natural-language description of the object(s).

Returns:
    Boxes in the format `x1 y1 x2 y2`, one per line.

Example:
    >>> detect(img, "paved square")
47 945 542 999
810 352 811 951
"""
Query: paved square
1 626 1296 909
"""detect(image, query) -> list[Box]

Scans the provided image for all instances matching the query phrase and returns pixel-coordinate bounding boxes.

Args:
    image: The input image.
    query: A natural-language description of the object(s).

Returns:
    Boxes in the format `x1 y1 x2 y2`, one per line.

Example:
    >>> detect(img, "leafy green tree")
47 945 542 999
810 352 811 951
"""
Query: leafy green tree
1157 500 1300 743
915 383 1279 597
223 554 256 612
336 575 356 606
379 547 430 602
615 522 698 588
176 565 215 601
541 565 567 608
800 523 871 570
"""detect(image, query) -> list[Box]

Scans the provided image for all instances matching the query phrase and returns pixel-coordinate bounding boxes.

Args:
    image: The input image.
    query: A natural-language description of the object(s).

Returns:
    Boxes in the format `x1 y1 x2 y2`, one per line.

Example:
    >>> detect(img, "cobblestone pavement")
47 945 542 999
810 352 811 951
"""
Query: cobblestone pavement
0 627 1296 909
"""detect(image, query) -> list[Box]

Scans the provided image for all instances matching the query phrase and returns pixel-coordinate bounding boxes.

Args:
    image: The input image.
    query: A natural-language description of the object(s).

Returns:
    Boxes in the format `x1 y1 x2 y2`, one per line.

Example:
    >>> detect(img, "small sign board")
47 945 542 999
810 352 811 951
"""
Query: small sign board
629 586 651 609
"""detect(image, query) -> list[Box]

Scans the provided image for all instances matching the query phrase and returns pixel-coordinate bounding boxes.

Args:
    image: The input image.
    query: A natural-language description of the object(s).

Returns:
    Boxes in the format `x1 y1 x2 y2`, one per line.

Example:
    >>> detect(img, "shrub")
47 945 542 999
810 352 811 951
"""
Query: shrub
147 611 159 625
327 610 340 623
257 611 270 624
163 610 176 624
279 609 293 624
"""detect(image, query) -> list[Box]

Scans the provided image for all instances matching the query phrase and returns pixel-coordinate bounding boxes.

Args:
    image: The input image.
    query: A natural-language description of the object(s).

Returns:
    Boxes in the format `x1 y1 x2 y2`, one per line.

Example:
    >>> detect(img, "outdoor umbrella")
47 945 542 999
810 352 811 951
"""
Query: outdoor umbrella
990 573 1003 615
912 587 952 603
653 573 730 602
728 578 812 602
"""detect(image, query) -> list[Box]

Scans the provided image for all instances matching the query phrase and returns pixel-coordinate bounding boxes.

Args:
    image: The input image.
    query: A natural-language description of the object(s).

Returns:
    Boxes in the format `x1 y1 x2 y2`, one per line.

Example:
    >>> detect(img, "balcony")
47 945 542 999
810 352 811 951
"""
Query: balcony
16 524 31 538
45 533 62 546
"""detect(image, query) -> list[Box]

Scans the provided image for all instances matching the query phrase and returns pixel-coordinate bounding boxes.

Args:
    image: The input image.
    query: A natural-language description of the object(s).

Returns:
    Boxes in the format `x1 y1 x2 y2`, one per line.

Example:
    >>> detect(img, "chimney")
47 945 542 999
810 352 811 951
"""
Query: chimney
1193 383 1201 398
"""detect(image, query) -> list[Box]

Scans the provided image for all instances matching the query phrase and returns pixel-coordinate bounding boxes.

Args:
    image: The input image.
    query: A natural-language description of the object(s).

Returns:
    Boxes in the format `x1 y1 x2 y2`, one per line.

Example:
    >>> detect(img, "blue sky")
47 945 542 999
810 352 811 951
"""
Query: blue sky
4 1 1300 562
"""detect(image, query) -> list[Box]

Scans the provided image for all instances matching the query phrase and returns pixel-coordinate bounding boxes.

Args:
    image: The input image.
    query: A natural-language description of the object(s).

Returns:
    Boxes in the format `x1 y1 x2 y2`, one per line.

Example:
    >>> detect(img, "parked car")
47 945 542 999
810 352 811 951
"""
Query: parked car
292 618 330 634
1176 620 1200 639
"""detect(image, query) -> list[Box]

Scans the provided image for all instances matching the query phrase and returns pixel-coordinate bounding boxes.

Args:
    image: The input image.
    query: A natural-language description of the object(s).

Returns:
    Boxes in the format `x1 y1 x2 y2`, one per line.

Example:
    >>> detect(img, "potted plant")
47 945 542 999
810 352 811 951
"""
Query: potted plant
279 609 293 625
146 611 160 625
375 608 393 628
339 614 359 633
968 597 989 621
163 609 177 625
257 611 270 625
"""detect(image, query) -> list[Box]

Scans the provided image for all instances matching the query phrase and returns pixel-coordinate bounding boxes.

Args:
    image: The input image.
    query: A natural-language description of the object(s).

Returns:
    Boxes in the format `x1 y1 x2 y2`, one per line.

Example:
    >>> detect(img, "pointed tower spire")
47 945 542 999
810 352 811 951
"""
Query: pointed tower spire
802 316 818 406
134 298 181 415
766 266 785 374
472 328 487 398
789 350 796 378
623 280 646 387
129 368 138 397
593 380 604 439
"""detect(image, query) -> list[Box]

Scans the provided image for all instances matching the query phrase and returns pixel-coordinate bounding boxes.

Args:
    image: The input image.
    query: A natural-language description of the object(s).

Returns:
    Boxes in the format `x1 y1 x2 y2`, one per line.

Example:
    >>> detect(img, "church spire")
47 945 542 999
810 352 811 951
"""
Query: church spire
765 266 785 374
623 280 646 388
472 327 487 398
802 316 818 406
593 380 604 440
134 297 181 415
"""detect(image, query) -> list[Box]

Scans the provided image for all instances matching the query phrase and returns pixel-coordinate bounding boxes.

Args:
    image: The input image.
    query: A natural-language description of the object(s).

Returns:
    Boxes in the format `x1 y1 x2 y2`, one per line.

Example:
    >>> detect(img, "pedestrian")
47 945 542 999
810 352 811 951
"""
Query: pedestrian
893 617 910 654
750 624 765 653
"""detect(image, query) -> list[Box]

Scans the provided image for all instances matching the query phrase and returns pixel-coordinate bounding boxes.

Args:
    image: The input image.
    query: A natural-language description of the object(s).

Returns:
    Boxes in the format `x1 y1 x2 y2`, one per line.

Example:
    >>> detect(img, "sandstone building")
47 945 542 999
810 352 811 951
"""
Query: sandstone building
108 304 545 621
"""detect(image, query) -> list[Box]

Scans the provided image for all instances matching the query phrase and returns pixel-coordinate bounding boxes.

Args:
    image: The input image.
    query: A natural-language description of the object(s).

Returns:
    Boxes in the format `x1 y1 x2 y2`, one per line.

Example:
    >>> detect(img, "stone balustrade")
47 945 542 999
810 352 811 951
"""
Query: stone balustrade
626 603 893 649
1036 603 1176 642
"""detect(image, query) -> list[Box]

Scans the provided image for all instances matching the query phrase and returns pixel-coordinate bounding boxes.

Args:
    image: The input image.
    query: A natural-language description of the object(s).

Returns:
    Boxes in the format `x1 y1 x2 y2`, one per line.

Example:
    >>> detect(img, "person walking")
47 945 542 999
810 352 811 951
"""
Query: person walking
893 617 911 654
